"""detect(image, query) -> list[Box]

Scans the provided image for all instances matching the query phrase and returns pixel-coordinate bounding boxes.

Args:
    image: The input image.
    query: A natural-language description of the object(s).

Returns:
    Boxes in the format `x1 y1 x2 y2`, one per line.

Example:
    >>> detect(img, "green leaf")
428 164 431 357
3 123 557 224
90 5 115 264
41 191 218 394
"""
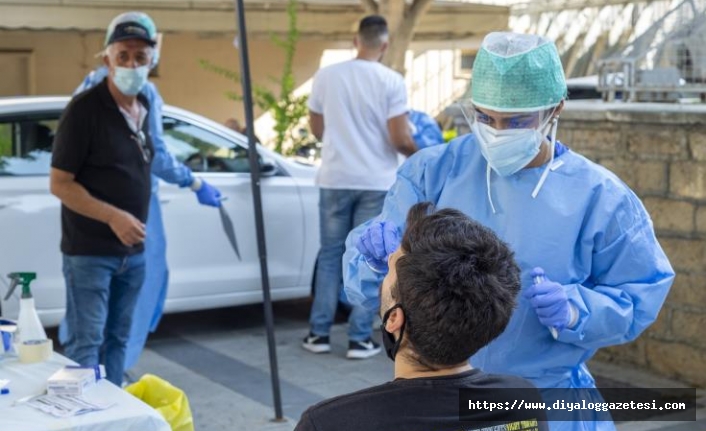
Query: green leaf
225 91 243 101
200 0 308 155
199 59 241 82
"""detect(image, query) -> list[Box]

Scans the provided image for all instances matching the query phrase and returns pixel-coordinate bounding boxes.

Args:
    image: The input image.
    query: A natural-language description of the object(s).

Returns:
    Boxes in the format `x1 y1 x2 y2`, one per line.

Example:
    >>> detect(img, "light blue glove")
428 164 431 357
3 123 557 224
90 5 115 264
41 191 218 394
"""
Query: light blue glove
523 275 572 332
355 221 400 273
195 180 222 207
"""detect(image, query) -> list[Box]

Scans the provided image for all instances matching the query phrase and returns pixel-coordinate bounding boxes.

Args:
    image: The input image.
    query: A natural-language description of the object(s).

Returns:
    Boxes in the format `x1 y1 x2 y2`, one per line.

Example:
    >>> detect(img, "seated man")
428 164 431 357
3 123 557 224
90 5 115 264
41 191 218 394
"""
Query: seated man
295 202 548 431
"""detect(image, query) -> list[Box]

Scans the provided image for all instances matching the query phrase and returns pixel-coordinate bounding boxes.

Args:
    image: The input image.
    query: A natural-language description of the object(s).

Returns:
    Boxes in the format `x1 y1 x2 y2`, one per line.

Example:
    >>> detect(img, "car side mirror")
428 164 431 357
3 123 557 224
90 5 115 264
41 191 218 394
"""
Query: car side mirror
259 158 278 176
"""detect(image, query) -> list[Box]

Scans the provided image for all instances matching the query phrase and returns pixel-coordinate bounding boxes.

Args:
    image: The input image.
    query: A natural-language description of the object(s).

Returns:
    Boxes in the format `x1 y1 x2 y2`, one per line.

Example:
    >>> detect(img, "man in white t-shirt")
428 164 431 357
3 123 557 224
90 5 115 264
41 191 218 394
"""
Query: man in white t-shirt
303 15 417 359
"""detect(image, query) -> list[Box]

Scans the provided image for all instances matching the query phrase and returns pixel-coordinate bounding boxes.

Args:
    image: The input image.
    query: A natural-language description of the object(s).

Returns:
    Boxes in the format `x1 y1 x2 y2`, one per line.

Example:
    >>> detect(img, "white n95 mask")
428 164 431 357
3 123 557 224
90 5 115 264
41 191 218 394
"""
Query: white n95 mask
471 121 548 177
471 113 559 214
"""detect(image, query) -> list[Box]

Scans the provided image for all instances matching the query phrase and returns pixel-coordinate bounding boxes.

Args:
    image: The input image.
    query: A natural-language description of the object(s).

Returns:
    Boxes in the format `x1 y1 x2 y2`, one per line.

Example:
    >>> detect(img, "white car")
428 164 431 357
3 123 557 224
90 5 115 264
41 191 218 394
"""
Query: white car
0 96 319 327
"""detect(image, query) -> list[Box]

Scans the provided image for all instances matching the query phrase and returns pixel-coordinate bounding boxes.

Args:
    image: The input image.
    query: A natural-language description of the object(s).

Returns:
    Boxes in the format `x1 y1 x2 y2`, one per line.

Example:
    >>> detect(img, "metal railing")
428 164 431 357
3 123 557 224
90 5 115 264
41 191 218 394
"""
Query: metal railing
597 0 706 102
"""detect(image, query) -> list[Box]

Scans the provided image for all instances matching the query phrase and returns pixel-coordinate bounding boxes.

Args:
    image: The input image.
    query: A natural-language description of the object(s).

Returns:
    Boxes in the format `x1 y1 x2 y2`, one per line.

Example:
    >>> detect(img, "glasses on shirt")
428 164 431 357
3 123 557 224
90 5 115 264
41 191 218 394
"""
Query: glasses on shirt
132 130 152 164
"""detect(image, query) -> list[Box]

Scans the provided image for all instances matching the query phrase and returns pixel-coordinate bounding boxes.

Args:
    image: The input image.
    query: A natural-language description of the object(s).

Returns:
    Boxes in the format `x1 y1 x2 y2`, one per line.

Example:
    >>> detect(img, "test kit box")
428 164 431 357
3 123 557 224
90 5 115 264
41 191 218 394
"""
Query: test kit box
47 366 97 396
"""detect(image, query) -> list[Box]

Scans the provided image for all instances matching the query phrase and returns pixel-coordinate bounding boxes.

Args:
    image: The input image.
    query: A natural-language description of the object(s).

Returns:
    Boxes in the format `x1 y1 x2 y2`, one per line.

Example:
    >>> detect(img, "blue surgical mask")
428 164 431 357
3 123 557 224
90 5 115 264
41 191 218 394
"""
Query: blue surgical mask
112 65 149 96
471 121 548 177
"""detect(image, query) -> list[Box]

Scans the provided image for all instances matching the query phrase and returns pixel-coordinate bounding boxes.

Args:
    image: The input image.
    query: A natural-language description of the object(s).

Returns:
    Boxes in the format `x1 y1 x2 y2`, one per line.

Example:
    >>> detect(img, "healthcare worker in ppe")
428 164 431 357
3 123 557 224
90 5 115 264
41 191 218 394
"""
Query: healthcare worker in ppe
343 32 674 431
60 11 223 375
408 109 444 150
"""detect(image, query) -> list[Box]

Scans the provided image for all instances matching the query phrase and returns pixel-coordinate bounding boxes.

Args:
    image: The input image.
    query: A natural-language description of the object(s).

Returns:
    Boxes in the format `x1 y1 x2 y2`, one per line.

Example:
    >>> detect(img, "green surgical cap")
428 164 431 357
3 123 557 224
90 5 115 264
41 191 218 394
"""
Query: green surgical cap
471 32 567 112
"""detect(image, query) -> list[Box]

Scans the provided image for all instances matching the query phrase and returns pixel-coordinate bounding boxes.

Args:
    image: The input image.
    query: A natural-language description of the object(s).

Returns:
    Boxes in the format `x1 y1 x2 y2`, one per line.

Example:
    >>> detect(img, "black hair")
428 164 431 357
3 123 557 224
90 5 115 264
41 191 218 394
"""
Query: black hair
393 202 521 367
358 15 388 48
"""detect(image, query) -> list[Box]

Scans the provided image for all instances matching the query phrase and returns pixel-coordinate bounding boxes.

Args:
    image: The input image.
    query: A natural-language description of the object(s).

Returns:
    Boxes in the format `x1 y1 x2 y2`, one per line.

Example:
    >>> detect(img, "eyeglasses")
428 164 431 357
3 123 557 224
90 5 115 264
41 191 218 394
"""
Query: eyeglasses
132 130 152 163
473 108 541 129
458 102 550 130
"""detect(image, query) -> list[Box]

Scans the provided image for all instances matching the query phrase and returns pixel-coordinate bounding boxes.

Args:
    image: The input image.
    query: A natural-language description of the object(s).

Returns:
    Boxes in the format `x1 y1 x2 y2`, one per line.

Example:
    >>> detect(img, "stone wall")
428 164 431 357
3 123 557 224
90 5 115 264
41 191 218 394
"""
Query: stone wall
560 101 706 388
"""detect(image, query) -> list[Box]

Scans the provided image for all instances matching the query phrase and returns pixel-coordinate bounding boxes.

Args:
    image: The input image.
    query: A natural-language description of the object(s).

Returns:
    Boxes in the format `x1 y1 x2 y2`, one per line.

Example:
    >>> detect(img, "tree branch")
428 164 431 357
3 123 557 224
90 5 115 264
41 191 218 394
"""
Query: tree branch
361 0 378 14
409 0 433 23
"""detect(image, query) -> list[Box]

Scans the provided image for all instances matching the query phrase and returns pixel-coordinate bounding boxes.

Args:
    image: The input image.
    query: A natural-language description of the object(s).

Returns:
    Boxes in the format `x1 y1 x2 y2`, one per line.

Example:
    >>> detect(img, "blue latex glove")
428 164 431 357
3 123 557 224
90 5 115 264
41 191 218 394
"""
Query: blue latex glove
355 221 400 273
523 275 572 332
195 180 222 207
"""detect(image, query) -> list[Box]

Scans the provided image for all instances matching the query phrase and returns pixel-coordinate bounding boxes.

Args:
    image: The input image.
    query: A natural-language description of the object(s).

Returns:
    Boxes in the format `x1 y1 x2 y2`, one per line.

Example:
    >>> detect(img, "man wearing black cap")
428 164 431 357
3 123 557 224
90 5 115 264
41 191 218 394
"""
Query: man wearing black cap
50 15 156 386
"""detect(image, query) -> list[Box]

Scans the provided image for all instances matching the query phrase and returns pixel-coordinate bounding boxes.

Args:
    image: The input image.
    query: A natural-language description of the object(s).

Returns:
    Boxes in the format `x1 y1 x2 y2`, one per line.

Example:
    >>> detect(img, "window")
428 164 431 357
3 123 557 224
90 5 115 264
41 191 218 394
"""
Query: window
0 116 59 176
162 117 251 173
0 51 33 97
455 49 477 79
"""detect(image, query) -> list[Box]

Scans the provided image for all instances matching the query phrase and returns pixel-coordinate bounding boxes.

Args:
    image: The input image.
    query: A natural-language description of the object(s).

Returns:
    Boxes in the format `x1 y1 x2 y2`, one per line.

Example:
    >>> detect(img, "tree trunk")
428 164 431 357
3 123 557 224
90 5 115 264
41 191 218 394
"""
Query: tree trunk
362 0 434 74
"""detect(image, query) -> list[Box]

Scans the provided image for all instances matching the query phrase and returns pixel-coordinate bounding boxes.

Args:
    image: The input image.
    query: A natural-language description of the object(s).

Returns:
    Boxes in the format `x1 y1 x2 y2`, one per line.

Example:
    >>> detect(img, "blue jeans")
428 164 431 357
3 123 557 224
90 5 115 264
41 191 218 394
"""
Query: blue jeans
309 188 386 341
61 254 146 386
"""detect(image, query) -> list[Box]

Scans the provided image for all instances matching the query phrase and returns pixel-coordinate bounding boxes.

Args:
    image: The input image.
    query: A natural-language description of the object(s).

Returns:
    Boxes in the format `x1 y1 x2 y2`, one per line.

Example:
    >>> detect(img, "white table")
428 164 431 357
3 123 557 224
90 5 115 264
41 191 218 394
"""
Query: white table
0 352 171 431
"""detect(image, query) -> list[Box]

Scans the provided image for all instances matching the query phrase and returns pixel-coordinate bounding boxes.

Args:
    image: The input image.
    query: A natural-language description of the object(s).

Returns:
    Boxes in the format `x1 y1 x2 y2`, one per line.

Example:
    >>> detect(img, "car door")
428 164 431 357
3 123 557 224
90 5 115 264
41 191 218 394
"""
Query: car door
0 111 65 325
158 113 306 313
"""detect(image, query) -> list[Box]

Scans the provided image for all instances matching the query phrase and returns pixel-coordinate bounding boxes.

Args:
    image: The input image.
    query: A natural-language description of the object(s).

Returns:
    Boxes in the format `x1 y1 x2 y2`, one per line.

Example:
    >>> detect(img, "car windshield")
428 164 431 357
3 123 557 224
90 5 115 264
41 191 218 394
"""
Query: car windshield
163 117 252 173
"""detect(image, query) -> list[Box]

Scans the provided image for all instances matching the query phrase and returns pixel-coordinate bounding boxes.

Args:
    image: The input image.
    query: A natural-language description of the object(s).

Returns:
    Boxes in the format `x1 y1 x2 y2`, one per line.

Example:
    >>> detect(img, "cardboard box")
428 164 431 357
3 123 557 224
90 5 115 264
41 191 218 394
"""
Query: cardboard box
47 366 97 396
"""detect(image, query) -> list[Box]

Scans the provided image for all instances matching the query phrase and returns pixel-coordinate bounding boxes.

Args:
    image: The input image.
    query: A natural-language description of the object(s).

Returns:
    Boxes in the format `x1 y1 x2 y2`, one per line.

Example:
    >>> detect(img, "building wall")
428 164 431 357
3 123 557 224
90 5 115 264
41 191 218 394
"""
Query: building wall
0 29 330 125
559 102 706 388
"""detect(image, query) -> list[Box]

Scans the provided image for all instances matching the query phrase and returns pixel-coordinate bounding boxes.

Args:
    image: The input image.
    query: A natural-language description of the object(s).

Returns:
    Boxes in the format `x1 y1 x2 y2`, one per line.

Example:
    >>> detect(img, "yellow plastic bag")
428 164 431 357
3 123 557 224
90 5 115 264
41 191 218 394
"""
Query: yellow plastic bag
442 128 458 143
126 374 194 431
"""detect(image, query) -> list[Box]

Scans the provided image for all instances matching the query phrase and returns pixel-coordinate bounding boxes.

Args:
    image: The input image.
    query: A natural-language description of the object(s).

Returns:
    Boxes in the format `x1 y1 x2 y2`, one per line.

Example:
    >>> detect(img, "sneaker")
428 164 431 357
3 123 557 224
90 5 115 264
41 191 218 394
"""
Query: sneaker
346 338 382 359
302 333 331 353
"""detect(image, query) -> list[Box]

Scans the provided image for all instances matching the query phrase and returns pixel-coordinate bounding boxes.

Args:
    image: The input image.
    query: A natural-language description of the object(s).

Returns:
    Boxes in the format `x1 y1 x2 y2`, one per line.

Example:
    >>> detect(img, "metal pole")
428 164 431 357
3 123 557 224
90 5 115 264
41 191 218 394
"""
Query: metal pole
232 0 284 420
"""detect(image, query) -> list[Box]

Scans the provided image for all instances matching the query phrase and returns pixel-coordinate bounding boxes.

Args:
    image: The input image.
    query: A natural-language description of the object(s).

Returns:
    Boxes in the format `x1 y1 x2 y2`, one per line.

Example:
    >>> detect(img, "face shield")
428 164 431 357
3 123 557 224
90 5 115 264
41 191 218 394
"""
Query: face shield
458 101 556 131
104 12 160 69
457 32 567 213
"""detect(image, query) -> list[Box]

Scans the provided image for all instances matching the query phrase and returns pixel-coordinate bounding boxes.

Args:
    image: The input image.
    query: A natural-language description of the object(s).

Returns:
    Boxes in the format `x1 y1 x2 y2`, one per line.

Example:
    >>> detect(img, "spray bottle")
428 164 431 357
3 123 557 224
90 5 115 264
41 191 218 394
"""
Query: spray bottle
4 273 51 362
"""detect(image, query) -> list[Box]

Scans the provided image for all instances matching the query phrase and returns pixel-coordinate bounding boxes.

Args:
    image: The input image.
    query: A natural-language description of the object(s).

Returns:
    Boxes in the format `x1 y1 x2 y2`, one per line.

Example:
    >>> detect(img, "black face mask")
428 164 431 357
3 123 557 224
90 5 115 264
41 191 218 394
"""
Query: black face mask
380 303 405 361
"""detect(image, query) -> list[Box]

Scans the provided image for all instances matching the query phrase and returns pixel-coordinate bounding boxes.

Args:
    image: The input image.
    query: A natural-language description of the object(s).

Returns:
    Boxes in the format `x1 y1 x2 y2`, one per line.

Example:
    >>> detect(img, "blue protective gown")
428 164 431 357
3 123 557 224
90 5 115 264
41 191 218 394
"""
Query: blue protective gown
408 110 444 150
60 67 194 370
343 134 674 431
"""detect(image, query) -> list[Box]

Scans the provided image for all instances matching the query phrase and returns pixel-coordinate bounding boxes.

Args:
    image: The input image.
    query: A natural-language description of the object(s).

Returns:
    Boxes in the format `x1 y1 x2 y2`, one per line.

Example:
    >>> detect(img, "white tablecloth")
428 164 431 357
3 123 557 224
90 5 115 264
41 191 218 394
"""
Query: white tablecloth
0 352 171 431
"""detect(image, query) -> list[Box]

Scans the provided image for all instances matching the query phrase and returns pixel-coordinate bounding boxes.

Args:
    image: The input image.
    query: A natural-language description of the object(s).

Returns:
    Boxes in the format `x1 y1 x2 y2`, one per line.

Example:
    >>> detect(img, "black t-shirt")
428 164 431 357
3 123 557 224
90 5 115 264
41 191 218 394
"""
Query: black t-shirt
51 79 153 256
294 369 548 431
